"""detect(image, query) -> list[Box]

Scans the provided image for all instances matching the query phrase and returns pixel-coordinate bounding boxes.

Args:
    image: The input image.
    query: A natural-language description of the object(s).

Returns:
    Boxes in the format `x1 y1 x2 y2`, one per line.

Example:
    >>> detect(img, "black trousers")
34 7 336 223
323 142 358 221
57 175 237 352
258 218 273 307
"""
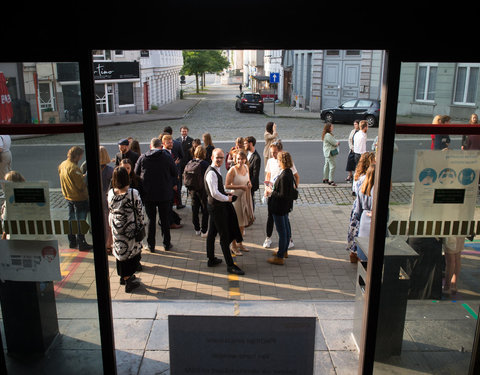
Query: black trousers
145 200 171 250
206 203 234 266
191 190 209 233
265 197 274 238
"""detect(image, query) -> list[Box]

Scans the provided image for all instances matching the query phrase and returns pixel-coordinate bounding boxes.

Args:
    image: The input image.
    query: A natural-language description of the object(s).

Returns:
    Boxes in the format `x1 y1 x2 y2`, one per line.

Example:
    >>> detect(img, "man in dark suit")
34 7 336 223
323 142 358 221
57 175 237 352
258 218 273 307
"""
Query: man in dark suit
244 136 261 210
134 137 178 252
176 126 193 209
162 126 185 208
115 138 139 167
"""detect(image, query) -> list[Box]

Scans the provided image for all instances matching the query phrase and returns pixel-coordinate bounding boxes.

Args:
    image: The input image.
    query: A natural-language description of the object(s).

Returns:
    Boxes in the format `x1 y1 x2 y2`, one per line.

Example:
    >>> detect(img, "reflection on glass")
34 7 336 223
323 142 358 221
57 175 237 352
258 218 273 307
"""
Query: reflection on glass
0 62 102 374
371 61 480 374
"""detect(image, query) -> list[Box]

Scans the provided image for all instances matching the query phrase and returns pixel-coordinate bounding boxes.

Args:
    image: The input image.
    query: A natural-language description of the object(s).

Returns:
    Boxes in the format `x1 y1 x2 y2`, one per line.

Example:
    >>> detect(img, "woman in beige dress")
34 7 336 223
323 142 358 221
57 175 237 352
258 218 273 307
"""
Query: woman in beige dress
225 149 254 255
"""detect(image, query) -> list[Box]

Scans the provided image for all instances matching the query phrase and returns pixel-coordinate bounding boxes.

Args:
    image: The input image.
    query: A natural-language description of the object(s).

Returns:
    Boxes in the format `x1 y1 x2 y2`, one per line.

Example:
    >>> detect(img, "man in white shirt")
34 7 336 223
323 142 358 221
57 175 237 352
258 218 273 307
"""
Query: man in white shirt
205 148 245 275
0 135 12 180
353 120 368 164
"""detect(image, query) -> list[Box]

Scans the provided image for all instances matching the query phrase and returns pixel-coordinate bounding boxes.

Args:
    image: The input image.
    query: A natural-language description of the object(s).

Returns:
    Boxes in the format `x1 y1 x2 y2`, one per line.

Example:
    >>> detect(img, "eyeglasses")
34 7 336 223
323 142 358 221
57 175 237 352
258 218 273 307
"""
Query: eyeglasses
215 156 224 159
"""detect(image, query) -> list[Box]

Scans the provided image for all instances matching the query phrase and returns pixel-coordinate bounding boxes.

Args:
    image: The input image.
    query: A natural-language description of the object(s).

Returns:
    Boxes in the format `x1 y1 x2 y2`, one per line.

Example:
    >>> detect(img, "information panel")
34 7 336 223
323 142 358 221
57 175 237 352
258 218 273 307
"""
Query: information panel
0 239 61 282
169 315 315 375
411 150 480 223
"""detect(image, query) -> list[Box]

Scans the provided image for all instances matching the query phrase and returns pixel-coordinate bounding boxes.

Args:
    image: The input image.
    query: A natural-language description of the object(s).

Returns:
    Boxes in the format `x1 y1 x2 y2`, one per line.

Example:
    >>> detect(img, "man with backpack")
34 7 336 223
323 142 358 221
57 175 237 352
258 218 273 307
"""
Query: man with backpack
183 145 210 236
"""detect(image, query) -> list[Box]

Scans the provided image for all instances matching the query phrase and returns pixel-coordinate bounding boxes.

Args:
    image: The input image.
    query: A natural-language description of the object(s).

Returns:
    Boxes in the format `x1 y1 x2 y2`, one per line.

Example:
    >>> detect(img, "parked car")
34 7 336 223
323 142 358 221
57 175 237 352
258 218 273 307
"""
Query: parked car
320 99 381 127
235 92 264 113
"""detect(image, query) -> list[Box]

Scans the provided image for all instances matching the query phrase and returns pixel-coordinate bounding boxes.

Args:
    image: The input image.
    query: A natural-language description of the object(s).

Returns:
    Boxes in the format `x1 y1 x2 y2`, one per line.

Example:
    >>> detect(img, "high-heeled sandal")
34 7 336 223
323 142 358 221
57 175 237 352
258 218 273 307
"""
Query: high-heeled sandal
230 243 243 256
238 243 249 252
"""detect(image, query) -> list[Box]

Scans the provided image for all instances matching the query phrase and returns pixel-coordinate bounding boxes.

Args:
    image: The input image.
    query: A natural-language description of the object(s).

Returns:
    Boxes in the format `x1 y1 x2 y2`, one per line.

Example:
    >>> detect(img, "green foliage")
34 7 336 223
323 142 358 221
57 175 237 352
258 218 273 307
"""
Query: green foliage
181 50 229 93
181 50 229 75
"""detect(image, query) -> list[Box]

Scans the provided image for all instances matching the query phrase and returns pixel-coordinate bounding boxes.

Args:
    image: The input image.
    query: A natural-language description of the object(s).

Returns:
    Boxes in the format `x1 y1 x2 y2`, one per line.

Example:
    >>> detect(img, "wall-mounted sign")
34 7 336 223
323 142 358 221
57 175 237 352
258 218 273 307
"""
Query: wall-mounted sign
169 315 315 375
0 239 61 282
411 150 480 224
93 62 140 81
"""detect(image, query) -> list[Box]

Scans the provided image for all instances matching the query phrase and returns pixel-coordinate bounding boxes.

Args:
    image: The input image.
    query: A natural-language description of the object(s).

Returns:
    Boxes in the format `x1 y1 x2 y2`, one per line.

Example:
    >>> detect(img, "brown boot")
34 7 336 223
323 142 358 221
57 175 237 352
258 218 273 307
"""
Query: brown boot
349 252 358 263
272 250 288 258
267 256 285 265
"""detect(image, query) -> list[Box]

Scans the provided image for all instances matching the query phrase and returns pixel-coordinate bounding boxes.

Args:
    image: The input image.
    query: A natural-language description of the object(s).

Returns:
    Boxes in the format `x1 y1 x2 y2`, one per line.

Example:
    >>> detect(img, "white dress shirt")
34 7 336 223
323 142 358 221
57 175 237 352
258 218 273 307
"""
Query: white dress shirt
205 164 230 202
353 131 367 154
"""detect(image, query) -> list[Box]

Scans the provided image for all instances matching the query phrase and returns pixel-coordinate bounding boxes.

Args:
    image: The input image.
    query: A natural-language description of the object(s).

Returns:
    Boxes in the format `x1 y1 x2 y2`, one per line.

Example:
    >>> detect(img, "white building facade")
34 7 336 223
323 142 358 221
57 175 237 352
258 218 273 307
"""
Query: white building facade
140 50 183 110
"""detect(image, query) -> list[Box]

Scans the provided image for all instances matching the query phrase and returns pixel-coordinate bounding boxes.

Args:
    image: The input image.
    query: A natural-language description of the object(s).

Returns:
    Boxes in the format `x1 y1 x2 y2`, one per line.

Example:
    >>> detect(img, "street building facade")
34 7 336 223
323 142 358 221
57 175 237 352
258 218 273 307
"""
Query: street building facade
290 50 384 112
140 50 183 111
398 62 480 119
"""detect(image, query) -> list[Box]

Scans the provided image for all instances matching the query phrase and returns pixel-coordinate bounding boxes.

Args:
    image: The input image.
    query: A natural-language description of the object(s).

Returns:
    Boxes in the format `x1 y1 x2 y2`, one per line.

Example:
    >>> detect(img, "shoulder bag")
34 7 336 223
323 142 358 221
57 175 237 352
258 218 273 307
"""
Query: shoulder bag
131 189 145 242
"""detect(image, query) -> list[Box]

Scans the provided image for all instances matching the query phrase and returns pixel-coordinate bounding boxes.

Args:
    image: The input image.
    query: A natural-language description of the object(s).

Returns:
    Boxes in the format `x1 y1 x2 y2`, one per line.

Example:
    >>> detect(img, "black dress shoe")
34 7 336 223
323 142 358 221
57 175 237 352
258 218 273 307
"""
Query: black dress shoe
149 247 155 253
125 276 140 293
208 257 222 267
78 241 93 251
176 204 186 209
227 264 245 275
120 274 136 285
164 243 173 251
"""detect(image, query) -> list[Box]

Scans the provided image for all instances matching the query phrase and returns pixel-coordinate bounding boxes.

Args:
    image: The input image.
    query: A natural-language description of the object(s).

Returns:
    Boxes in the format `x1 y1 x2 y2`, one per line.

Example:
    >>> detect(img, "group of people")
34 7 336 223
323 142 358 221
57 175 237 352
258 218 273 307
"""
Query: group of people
344 113 480 296
322 119 369 187
57 121 299 292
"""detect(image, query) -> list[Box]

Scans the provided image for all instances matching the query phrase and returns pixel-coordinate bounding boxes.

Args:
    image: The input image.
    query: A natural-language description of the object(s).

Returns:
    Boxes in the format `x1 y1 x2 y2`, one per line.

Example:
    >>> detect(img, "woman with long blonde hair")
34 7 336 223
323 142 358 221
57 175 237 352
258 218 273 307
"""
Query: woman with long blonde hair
354 165 376 259
346 152 376 263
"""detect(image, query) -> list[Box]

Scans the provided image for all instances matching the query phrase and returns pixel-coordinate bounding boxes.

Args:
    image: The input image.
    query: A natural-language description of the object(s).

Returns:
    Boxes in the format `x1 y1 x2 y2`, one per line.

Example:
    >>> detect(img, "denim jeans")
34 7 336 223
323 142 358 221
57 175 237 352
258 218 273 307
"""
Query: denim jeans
272 213 291 258
67 200 89 243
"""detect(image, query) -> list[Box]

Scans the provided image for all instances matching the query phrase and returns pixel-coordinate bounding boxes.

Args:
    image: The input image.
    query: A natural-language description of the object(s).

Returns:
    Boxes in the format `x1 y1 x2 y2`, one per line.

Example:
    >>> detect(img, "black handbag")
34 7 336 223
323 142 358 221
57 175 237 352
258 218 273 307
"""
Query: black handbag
292 180 299 200
131 189 145 242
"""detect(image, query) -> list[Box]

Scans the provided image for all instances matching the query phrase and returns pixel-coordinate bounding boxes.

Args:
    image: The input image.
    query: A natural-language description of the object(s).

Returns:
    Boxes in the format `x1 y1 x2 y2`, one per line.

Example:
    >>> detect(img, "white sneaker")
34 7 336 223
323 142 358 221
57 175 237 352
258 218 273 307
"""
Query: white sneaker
288 239 294 249
201 232 208 238
263 237 272 248
195 230 201 235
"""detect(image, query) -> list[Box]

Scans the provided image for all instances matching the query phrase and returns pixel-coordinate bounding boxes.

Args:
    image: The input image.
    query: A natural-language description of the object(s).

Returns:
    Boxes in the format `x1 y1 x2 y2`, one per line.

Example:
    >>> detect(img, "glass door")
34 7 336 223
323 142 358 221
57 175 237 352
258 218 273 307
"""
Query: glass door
356 57 480 374
0 60 113 374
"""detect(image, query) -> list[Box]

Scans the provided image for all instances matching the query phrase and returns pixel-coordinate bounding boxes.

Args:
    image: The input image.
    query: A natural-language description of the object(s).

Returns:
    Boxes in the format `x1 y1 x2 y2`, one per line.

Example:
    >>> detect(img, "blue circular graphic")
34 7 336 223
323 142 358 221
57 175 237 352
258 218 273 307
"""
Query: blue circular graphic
438 168 457 185
458 168 476 185
419 168 437 185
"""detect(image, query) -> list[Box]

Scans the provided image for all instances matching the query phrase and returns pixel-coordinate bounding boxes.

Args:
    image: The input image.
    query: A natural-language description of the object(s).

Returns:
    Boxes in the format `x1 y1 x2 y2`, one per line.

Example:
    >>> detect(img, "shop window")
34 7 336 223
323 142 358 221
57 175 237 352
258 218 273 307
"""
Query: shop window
118 83 134 106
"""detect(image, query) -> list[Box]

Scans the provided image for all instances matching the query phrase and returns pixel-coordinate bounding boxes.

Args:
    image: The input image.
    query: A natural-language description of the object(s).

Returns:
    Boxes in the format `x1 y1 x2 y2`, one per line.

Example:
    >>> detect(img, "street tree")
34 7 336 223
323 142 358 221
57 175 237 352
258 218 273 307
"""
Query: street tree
181 50 229 93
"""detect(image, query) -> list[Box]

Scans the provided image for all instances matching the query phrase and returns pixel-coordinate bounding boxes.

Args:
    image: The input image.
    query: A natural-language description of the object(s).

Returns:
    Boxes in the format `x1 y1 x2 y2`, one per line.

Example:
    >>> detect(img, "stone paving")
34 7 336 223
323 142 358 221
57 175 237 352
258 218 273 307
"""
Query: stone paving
50 180 423 303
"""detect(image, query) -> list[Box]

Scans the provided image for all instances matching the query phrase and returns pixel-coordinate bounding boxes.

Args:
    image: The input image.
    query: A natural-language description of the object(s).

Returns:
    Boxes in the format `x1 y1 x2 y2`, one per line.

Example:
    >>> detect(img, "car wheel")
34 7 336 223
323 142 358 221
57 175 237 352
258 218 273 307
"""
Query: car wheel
235 104 239 111
366 115 376 127
324 113 334 123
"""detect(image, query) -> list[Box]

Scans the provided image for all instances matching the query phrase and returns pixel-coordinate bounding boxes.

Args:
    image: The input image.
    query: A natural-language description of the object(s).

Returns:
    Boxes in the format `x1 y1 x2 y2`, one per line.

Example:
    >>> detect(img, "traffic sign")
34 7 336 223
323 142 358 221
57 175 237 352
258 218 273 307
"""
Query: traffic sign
269 72 279 83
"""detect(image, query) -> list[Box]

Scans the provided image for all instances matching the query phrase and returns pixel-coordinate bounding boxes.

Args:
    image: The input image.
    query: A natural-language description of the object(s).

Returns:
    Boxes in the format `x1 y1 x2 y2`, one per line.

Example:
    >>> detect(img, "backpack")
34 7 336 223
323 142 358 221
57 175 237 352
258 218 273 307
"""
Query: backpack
183 159 204 191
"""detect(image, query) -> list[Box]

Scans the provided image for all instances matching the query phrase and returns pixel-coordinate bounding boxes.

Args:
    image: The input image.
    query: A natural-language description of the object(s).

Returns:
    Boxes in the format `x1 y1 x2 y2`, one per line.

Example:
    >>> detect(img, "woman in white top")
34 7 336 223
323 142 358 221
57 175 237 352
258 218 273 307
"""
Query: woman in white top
263 141 299 250
353 120 368 164
345 120 359 182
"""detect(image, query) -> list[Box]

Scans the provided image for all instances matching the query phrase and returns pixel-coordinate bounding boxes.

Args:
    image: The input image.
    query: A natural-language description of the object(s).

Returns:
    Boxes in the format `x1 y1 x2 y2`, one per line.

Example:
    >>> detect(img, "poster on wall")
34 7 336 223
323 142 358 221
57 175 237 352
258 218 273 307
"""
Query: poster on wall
411 150 480 223
0 239 61 282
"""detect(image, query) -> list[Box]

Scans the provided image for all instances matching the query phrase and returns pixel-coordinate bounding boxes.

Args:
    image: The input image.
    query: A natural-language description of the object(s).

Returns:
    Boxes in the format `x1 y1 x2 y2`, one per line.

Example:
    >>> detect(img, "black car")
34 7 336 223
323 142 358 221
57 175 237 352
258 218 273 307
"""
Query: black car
320 99 380 127
235 92 264 113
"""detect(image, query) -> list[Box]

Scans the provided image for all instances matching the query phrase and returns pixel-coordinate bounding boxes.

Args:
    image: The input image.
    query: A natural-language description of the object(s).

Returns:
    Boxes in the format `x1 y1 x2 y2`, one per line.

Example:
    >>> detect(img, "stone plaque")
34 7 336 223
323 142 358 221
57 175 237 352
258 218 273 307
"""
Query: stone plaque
169 315 315 375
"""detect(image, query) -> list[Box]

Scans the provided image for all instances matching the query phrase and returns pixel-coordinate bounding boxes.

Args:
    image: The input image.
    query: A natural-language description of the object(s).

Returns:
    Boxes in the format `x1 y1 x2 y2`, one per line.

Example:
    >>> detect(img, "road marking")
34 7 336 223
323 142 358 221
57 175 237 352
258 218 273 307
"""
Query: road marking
462 303 478 320
54 248 89 296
